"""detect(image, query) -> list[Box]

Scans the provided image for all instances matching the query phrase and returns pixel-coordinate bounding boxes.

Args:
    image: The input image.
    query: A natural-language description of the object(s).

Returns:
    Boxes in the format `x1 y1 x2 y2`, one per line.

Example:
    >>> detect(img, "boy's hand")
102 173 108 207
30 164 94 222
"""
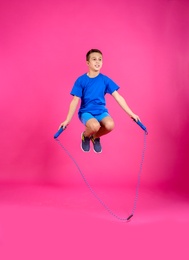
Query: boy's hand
131 114 140 122
59 121 69 130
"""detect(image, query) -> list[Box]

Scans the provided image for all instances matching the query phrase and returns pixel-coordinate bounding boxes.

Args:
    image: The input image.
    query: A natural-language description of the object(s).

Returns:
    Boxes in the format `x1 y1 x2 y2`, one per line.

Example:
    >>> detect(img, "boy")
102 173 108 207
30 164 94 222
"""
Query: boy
59 49 140 153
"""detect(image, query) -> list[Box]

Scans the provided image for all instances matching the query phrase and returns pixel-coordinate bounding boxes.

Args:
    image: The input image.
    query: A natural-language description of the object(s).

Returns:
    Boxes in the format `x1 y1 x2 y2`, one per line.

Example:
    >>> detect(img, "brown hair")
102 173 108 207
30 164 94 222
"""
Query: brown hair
86 49 103 61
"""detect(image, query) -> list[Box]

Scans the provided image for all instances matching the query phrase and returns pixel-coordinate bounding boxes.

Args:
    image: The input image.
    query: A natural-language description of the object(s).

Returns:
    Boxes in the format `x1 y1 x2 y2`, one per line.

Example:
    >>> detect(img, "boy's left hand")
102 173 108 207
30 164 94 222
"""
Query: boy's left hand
131 114 140 122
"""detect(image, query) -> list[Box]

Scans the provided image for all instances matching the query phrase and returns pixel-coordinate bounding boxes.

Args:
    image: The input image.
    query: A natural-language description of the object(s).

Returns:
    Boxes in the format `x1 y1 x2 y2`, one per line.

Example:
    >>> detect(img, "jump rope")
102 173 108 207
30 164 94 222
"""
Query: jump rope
54 119 148 222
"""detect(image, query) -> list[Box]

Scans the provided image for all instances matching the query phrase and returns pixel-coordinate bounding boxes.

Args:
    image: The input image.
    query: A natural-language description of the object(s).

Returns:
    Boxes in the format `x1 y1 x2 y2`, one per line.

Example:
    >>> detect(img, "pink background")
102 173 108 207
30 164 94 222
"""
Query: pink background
0 0 189 259
1 0 189 193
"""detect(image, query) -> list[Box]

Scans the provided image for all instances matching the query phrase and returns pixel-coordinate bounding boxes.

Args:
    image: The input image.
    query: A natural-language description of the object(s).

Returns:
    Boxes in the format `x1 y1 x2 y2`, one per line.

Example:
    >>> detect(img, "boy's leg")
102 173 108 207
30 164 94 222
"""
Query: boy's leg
80 113 100 152
93 116 115 139
80 113 101 137
84 118 101 137
90 116 114 153
80 113 114 153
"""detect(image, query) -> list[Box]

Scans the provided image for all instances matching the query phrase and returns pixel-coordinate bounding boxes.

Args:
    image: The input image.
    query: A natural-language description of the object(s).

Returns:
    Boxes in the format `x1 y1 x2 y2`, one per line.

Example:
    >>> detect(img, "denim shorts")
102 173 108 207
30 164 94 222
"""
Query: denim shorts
80 112 110 125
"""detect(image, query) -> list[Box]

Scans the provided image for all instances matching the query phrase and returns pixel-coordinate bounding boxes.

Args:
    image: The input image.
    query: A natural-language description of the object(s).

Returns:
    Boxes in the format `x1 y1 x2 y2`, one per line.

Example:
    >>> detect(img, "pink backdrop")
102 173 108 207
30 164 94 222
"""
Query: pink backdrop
1 0 189 197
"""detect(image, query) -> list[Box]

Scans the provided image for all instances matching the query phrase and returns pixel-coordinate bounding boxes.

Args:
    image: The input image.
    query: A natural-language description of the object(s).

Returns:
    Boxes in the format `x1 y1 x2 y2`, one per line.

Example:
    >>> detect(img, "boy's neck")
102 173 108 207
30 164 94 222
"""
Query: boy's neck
87 70 100 78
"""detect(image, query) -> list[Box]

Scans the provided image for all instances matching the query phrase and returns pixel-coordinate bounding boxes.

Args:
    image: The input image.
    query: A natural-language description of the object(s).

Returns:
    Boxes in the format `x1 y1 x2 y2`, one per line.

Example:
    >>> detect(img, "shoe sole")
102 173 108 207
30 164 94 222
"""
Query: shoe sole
93 148 102 154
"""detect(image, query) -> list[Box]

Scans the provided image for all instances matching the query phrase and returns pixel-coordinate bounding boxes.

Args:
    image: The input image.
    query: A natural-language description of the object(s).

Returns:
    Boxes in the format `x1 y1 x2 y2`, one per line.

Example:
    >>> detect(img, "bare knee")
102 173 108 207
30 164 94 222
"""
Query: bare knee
104 120 115 132
100 117 115 132
86 120 101 133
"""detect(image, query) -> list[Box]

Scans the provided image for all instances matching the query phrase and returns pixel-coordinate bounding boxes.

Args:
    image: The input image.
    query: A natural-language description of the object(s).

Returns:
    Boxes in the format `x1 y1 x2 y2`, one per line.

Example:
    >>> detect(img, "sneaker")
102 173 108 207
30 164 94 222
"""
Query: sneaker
91 136 102 153
81 133 90 152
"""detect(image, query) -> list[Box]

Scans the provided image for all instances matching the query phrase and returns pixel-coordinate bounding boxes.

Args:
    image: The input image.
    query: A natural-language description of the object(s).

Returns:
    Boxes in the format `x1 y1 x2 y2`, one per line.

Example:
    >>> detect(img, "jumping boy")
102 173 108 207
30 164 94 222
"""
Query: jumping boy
59 49 140 153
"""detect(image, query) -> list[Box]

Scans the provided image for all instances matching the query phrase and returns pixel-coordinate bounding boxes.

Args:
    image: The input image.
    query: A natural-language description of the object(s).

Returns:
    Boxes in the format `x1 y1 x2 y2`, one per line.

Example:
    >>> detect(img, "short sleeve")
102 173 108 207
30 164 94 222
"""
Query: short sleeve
103 75 120 94
70 77 83 97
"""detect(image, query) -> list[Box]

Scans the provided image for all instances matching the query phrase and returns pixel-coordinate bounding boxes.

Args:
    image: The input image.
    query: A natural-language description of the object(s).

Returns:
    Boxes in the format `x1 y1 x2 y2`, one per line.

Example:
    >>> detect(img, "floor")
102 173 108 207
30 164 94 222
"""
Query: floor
0 182 188 260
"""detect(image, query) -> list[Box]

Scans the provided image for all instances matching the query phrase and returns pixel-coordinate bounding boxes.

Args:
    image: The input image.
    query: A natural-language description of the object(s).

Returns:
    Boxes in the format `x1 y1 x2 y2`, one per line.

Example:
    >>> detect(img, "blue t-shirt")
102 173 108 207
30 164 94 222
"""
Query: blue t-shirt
70 73 120 117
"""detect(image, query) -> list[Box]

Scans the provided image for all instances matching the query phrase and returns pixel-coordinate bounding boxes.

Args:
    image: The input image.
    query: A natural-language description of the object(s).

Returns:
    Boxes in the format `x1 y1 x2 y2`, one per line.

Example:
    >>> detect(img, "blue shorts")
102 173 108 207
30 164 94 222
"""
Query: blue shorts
80 112 110 125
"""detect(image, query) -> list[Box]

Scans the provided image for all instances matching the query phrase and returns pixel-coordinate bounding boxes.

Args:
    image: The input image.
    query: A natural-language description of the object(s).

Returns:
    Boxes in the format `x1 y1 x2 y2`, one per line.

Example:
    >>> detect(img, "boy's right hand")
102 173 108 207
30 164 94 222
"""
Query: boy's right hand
59 121 69 130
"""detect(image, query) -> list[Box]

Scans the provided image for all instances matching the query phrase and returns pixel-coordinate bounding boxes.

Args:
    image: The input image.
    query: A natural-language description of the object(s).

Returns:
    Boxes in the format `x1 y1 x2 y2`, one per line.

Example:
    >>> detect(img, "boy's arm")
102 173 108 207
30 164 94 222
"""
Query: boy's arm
59 96 80 129
112 91 140 121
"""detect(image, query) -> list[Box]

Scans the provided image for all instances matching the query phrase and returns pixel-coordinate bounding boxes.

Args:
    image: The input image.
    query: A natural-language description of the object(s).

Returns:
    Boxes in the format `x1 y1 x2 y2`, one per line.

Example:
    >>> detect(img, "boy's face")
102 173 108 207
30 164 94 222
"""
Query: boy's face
87 52 103 72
